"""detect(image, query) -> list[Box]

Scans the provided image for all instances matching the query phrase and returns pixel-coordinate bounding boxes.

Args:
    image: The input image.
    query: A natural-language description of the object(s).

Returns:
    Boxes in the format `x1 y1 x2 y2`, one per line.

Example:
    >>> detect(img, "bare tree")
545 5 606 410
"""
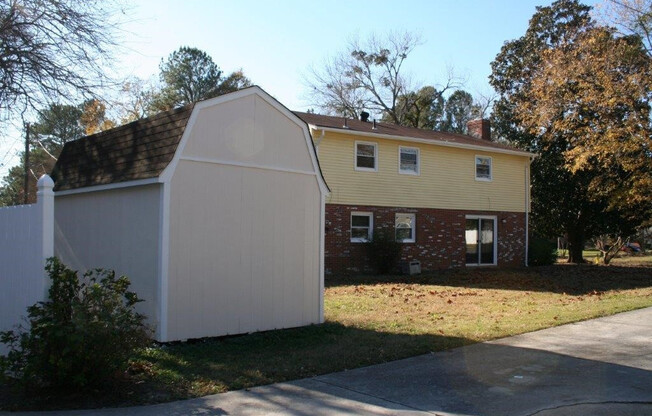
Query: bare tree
472 89 498 119
0 0 124 119
112 77 158 124
306 31 464 124
596 0 652 56
306 56 369 119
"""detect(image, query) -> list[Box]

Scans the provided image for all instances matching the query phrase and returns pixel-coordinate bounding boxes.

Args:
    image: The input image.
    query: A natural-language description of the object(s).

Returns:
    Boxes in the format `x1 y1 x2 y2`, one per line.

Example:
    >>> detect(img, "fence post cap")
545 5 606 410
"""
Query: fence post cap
37 174 54 189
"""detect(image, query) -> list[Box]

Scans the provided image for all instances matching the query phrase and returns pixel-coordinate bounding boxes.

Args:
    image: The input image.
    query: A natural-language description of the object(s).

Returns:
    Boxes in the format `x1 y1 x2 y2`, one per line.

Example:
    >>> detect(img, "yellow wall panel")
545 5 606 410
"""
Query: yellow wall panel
316 131 529 212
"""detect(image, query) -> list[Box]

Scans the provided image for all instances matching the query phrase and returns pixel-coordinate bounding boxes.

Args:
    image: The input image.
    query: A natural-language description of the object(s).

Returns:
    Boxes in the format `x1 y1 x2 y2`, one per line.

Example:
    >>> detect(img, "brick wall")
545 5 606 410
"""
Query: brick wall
325 203 526 275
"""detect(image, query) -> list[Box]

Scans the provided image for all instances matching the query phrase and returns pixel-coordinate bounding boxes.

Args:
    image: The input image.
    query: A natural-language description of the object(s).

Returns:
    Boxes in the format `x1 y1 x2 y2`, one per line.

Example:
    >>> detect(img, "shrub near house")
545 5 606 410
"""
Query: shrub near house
0 258 150 392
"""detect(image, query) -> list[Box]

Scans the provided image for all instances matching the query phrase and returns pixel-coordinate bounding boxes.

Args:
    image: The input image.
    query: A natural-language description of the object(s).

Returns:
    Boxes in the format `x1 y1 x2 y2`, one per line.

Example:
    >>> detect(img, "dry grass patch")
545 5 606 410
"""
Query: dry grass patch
327 264 652 341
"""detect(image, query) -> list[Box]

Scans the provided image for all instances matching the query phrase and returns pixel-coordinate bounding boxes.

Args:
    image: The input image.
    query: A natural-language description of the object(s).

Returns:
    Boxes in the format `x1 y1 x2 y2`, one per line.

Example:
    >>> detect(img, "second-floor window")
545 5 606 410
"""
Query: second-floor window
475 156 492 181
355 141 377 171
399 146 419 175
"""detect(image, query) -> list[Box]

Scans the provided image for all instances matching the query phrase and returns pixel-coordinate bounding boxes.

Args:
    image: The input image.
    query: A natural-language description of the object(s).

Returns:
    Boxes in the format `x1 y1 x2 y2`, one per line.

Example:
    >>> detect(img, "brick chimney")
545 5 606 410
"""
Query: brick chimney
467 119 491 141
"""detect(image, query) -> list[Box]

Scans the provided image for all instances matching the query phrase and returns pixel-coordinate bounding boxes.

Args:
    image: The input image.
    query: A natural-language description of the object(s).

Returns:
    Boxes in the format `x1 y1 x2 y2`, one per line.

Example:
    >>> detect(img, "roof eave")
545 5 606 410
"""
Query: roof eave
308 124 535 158
54 177 161 196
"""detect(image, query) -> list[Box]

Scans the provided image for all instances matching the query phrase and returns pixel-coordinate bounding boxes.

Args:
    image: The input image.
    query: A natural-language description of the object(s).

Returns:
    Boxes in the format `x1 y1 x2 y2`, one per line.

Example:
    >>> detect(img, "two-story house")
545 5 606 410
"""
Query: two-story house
295 112 534 274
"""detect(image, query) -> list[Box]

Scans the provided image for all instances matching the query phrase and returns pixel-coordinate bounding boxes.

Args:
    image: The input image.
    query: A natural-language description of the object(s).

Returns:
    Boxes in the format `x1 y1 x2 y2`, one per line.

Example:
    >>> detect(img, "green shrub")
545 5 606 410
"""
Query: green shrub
365 229 403 274
0 258 151 391
529 236 557 266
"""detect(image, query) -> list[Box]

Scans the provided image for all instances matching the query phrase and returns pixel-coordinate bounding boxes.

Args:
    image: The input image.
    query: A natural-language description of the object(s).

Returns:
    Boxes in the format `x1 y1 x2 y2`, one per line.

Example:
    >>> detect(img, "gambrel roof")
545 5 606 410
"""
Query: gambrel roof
52 87 331 193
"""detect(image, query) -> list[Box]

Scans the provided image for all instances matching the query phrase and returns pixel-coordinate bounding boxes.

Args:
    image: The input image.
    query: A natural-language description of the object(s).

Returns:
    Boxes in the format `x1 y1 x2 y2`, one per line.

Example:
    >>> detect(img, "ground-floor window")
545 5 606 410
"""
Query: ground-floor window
351 212 373 242
395 213 416 242
465 215 497 265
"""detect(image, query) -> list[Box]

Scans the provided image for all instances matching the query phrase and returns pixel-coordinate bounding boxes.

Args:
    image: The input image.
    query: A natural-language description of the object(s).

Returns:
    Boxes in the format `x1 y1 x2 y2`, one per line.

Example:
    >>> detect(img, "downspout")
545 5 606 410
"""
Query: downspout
524 158 531 267
319 191 326 323
314 129 325 154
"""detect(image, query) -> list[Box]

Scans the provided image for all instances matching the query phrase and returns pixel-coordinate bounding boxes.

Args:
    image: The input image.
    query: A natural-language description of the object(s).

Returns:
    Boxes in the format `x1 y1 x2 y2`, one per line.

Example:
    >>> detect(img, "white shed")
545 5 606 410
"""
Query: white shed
51 87 328 342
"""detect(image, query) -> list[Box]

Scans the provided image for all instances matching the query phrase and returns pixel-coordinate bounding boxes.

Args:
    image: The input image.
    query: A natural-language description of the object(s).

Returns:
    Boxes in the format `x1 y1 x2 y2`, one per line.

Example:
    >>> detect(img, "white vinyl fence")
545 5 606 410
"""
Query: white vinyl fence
0 175 54 348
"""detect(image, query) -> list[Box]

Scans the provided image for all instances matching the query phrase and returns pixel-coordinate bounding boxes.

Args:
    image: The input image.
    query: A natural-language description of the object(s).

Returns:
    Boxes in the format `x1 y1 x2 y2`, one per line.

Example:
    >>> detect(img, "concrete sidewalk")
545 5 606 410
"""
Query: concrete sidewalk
5 308 652 416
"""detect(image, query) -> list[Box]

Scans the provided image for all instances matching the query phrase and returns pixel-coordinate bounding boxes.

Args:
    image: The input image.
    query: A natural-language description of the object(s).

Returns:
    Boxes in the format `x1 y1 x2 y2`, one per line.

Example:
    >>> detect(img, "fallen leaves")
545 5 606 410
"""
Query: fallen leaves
324 265 651 339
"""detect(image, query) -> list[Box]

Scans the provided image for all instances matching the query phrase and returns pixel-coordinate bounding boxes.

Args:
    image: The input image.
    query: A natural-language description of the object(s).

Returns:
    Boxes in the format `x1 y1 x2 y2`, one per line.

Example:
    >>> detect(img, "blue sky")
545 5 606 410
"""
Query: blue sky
117 0 562 110
1 0 600 177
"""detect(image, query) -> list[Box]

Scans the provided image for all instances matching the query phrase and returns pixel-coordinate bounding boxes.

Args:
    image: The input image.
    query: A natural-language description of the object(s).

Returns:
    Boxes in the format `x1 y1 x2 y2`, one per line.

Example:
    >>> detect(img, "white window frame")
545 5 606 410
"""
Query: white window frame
475 155 493 181
395 213 416 243
398 146 420 175
354 141 378 172
465 215 498 266
351 212 373 243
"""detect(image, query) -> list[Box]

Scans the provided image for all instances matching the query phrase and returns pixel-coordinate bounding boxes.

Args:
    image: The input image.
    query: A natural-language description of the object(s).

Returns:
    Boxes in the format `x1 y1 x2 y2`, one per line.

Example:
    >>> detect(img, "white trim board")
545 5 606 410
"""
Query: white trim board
54 178 159 196
179 156 318 177
157 182 171 341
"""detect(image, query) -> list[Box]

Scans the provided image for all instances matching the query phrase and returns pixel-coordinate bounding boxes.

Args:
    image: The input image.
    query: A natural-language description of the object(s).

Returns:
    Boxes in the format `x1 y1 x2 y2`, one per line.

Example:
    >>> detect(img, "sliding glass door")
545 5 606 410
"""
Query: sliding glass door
465 216 496 265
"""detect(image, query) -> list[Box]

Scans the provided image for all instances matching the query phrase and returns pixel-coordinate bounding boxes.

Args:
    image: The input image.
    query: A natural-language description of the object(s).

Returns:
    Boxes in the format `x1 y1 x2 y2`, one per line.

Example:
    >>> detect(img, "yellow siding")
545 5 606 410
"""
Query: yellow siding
316 131 529 212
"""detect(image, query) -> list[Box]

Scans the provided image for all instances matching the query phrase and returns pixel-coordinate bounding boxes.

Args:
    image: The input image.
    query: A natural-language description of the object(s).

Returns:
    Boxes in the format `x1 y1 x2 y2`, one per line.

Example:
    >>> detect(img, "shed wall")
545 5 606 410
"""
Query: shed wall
166 96 322 341
54 184 161 326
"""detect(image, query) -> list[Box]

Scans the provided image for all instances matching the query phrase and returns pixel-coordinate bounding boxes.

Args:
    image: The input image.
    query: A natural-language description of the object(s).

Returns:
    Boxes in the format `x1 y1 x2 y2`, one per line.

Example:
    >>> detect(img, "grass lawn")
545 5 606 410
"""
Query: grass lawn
557 249 601 259
2 258 651 410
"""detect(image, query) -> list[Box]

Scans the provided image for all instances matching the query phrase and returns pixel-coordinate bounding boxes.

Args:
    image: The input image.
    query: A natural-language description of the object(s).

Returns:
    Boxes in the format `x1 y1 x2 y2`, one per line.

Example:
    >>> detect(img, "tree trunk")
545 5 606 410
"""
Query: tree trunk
567 231 585 264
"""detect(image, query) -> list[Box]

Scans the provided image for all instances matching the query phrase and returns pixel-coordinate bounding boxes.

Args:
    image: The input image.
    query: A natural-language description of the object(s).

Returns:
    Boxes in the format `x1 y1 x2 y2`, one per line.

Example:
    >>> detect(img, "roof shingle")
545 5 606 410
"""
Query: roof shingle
294 111 527 154
51 104 194 191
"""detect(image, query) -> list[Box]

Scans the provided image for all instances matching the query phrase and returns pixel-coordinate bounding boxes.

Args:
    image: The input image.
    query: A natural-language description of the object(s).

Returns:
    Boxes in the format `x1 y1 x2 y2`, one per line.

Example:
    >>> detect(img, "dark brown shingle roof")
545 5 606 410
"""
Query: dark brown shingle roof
51 105 194 191
294 112 528 154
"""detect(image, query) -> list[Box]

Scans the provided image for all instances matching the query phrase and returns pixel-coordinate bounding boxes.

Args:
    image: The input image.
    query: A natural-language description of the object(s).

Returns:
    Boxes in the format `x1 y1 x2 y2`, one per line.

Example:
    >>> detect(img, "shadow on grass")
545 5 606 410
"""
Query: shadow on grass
326 263 652 295
0 323 471 411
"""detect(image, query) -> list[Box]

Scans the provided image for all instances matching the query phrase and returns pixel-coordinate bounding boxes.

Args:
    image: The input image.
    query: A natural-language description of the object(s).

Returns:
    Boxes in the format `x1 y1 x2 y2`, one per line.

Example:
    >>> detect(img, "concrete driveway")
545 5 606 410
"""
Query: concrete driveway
6 307 652 416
